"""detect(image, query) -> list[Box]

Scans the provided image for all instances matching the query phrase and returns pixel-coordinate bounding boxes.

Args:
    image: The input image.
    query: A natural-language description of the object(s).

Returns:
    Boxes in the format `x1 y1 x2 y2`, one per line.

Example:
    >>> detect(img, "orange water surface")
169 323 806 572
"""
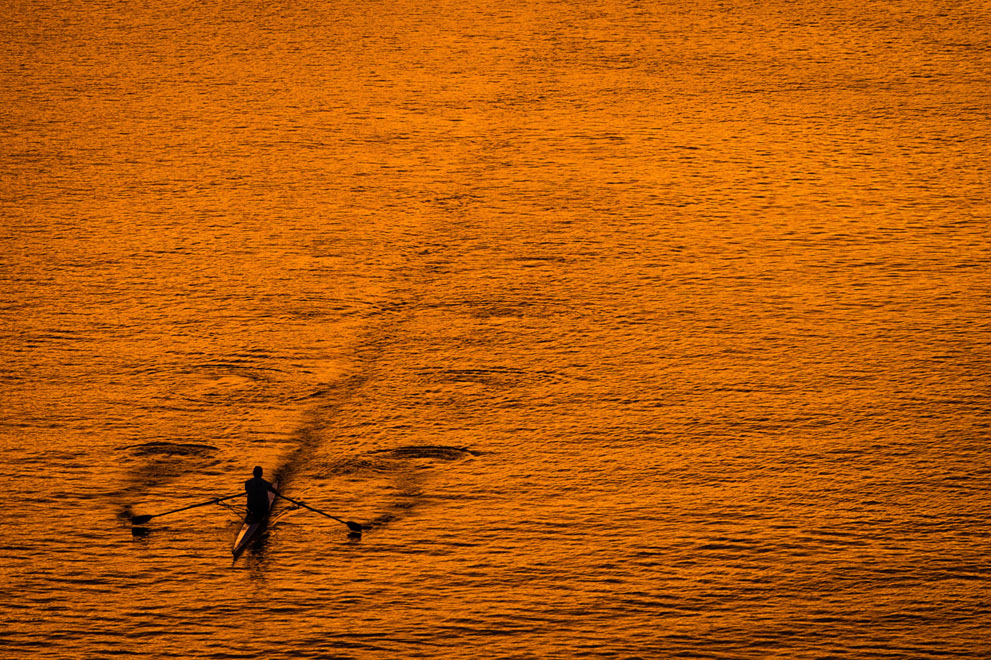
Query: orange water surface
1 1 988 658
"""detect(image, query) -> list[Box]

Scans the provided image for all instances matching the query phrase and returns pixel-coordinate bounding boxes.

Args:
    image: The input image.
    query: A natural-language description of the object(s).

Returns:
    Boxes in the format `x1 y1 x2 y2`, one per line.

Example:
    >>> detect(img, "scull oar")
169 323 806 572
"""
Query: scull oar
274 493 363 533
130 493 241 525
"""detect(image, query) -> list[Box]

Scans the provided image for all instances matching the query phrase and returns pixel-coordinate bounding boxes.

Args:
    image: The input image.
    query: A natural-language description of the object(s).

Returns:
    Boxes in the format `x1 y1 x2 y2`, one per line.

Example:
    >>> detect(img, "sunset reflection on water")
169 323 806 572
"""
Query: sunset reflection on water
1 0 988 658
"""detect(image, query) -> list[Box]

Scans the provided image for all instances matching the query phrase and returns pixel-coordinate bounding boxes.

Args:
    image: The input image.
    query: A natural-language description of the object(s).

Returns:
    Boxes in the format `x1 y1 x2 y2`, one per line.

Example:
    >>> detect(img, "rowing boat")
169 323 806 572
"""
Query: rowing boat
232 481 277 557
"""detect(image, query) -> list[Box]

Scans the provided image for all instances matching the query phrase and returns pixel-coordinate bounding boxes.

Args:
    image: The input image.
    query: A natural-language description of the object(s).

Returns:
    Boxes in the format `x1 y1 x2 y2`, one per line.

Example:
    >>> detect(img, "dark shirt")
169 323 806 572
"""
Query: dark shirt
244 476 274 513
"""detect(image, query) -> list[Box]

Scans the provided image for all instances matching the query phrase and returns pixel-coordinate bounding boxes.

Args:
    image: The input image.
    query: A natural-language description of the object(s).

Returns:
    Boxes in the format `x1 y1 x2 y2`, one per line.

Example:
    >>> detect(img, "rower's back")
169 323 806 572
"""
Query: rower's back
244 466 272 519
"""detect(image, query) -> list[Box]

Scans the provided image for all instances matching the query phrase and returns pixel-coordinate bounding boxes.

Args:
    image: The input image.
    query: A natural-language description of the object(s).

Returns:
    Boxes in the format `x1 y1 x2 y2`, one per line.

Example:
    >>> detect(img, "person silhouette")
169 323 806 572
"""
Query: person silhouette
244 466 278 521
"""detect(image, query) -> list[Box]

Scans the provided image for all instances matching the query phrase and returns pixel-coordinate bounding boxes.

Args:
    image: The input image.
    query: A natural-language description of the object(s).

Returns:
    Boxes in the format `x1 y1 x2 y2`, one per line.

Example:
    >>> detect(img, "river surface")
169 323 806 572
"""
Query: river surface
2 0 989 658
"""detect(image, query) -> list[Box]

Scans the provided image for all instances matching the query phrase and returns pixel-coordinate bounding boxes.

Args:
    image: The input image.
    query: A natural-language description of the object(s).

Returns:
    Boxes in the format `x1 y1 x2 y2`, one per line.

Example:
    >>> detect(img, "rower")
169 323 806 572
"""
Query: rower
244 466 278 521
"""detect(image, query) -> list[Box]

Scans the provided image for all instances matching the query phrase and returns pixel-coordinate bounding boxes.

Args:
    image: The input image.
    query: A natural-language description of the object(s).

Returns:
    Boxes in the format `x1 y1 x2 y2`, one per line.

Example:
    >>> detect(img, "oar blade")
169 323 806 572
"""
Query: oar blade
346 521 363 533
131 514 153 525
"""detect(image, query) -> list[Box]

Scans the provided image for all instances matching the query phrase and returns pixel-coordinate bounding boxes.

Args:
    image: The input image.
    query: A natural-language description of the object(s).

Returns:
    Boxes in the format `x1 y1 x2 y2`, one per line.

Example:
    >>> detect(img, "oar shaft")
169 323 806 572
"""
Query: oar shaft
133 493 241 524
275 493 346 524
162 493 241 516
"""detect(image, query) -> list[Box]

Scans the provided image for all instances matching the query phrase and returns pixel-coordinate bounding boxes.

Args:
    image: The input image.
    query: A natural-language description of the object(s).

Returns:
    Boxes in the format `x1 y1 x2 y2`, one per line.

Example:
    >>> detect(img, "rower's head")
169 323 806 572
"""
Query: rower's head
253 465 263 478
